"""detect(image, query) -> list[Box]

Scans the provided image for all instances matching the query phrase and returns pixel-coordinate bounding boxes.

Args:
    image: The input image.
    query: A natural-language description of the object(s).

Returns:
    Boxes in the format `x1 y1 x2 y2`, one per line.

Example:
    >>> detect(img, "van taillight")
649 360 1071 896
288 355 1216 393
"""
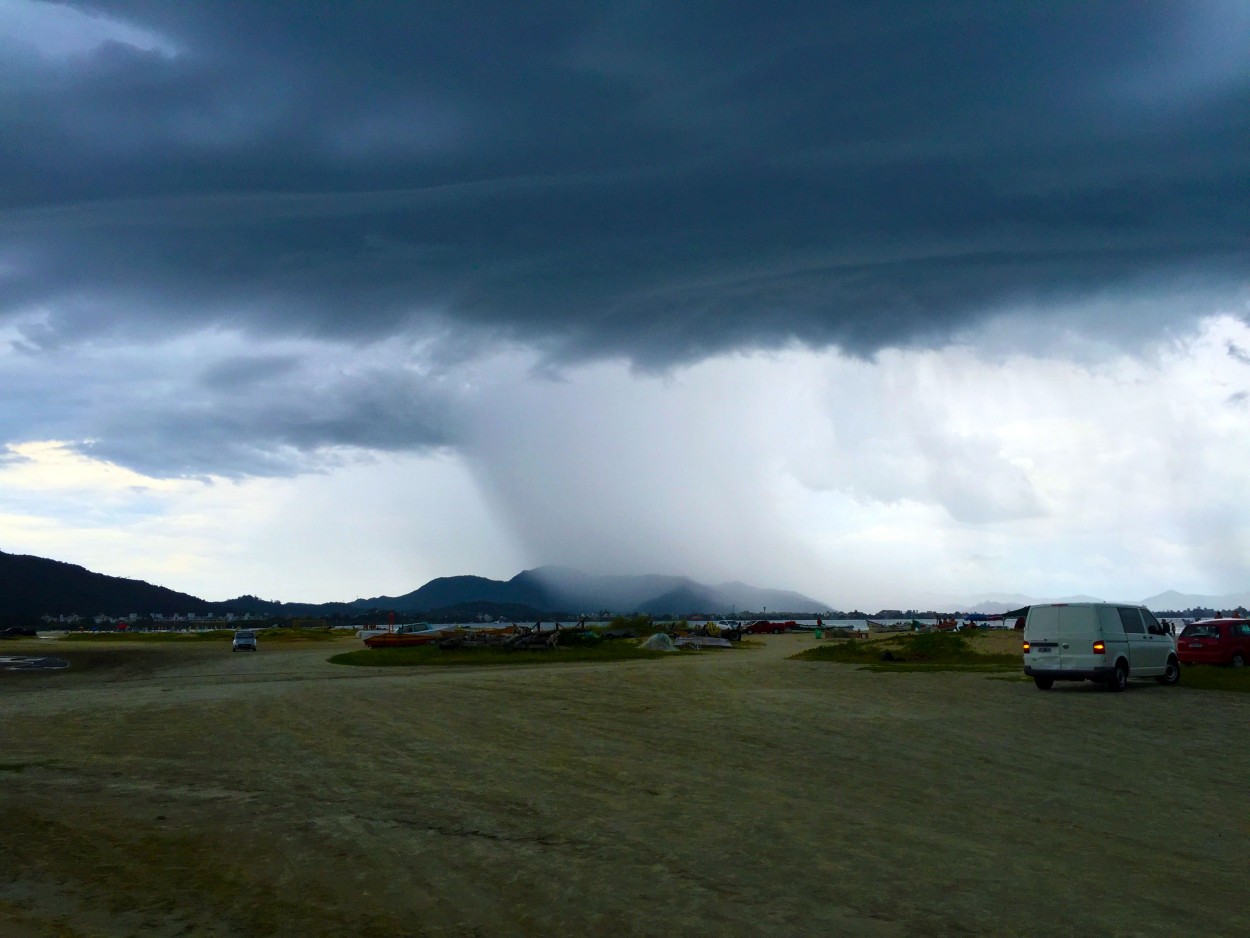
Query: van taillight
1022 641 1030 653
1093 640 1105 654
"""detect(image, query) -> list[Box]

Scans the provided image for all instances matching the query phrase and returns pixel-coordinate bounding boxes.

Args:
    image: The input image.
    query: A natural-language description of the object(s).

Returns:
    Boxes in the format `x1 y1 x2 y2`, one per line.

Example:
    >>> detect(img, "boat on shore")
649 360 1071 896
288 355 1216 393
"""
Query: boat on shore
361 622 456 648
867 620 910 633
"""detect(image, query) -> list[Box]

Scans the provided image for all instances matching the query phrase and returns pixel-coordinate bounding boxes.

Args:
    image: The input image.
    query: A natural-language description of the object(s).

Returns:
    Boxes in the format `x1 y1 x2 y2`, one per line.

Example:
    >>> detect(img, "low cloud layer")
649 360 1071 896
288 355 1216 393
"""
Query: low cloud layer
5 315 1247 607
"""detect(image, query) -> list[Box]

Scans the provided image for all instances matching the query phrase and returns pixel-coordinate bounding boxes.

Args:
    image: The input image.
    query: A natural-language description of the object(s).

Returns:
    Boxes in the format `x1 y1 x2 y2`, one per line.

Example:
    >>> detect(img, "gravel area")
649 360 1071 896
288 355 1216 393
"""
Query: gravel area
1 632 1245 937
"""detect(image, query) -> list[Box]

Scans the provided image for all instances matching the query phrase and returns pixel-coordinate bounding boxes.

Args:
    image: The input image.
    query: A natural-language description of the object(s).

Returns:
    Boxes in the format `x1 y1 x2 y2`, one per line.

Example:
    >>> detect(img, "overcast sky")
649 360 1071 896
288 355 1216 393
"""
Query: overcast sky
1 1 1247 610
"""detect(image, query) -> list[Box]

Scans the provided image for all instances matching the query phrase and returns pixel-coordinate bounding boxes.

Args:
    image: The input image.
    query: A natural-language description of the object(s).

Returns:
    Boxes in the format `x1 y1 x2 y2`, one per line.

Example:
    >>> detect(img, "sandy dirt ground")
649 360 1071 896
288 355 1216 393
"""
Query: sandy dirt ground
1 632 1246 937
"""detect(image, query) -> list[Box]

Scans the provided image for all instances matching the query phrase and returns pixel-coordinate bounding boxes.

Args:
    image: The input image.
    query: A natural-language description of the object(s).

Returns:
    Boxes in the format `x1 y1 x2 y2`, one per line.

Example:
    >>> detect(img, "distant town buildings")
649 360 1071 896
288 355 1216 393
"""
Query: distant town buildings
41 611 266 626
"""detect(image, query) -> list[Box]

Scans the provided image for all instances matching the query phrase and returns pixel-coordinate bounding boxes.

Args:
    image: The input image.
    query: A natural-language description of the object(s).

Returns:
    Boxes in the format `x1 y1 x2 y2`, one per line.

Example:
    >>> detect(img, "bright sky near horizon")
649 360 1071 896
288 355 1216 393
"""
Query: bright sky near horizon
1 1 1247 610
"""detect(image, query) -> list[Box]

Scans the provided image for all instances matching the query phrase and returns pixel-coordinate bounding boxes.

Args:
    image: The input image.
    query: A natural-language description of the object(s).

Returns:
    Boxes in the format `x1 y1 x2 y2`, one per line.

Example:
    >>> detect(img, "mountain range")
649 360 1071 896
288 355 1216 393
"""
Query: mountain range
4 549 1243 623
0 550 215 621
0 550 830 621
349 566 829 617
926 590 1250 615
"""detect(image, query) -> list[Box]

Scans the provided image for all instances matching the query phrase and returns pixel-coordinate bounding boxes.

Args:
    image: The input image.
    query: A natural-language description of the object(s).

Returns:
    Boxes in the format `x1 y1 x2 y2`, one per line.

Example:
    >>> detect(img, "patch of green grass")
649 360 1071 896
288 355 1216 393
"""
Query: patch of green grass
1178 665 1250 693
792 630 1019 672
258 628 346 642
791 638 884 664
329 642 670 667
857 661 1019 673
60 627 349 643
61 630 235 642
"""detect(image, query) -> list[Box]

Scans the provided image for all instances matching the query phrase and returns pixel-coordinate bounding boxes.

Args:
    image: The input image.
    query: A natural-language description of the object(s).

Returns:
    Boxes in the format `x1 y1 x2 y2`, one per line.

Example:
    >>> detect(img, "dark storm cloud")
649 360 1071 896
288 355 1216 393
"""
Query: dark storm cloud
84 379 453 478
6 341 459 478
3 1 1246 353
1 1 1247 472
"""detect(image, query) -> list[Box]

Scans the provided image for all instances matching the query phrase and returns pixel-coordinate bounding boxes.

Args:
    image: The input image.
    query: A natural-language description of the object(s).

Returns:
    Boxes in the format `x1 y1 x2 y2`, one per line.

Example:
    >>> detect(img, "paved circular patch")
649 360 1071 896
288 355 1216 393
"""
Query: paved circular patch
0 655 71 671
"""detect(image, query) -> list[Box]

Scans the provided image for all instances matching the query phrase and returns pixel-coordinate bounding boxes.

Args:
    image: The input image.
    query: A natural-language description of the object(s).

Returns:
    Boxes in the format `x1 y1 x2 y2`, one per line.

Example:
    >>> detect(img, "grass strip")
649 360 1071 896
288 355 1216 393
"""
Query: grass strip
60 628 348 643
792 631 1019 671
61 630 234 642
330 642 672 667
858 661 1020 673
1177 666 1250 693
800 634 1250 691
254 628 350 642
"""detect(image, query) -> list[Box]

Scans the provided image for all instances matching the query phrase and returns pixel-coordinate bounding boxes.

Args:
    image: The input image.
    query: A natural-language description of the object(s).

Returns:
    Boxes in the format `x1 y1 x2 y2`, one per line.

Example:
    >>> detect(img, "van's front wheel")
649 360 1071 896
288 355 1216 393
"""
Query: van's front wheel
1156 656 1180 685
1033 676 1054 690
1107 661 1129 692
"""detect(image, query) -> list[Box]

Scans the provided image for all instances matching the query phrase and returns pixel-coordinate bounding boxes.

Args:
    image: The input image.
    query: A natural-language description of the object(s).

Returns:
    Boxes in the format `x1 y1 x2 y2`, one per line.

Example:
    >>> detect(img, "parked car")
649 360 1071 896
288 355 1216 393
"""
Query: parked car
1022 602 1179 691
232 629 257 652
743 620 794 634
1177 619 1250 667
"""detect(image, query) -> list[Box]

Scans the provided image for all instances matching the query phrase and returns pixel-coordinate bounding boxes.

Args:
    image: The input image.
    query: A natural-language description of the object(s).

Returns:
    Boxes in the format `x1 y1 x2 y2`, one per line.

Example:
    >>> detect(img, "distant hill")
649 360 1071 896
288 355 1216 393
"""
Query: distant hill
636 585 719 617
0 550 215 619
948 591 1248 615
699 578 828 615
348 566 830 617
522 566 827 615
1139 590 1250 612
349 572 555 615
0 551 830 620
7 548 1241 621
961 595 1104 615
420 601 547 622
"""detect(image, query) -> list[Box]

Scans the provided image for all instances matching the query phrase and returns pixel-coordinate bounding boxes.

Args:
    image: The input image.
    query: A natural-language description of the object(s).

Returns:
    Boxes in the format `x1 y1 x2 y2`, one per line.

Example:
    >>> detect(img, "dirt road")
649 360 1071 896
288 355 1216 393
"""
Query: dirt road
1 633 1245 937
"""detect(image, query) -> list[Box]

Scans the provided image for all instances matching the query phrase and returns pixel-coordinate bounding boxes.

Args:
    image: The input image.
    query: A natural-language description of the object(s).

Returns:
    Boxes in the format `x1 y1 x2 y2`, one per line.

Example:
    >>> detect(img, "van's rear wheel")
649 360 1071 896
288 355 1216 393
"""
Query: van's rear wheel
1033 676 1054 690
1108 661 1128 692
1156 656 1180 685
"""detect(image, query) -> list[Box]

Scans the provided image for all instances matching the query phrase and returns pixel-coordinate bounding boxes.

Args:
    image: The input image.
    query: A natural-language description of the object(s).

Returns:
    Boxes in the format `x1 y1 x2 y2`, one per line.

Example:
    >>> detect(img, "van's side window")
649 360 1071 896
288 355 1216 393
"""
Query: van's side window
1144 611 1167 636
1117 608 1145 634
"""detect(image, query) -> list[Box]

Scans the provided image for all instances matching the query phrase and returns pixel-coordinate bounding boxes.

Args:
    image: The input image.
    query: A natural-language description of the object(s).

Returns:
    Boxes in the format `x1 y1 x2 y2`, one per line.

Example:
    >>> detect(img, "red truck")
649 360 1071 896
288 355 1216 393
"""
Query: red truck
743 620 795 635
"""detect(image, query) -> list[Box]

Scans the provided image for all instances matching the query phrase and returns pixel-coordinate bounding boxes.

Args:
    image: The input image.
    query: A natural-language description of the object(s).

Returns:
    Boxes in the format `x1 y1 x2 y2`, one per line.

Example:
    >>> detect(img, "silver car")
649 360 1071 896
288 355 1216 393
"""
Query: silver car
232 629 257 652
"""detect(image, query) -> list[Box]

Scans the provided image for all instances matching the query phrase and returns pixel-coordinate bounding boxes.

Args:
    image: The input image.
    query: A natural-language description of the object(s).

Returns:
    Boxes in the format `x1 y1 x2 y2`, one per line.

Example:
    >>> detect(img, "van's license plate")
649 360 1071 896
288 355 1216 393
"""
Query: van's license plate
1036 647 1052 653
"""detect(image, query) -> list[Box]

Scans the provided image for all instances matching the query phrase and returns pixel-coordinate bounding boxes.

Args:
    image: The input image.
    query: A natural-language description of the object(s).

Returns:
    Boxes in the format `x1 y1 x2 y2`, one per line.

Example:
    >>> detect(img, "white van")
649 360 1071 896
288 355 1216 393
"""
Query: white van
1022 602 1179 691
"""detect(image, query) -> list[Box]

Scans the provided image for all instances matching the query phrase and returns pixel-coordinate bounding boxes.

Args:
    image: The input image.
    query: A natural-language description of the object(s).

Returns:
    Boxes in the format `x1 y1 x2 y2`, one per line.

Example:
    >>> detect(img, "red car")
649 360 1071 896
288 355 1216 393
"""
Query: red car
1177 619 1250 667
744 620 795 634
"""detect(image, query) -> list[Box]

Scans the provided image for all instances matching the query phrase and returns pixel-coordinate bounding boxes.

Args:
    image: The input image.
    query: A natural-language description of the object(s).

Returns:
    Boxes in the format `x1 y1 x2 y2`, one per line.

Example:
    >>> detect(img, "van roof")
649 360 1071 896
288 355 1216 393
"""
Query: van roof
1030 601 1143 608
